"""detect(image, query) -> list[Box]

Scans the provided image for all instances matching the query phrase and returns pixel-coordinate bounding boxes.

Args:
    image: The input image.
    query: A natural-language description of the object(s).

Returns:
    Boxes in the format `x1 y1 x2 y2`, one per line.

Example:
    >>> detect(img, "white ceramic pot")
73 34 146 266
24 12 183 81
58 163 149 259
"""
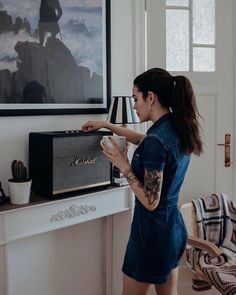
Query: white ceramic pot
8 179 32 205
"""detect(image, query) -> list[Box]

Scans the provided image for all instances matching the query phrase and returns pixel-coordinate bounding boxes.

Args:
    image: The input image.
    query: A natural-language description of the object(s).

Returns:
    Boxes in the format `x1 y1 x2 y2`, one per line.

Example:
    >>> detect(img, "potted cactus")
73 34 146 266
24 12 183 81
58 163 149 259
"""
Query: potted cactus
8 160 32 204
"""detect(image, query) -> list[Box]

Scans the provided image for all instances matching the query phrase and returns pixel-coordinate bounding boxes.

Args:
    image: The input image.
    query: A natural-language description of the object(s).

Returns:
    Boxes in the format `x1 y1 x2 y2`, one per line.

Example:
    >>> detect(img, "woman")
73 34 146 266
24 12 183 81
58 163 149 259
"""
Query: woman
82 68 203 295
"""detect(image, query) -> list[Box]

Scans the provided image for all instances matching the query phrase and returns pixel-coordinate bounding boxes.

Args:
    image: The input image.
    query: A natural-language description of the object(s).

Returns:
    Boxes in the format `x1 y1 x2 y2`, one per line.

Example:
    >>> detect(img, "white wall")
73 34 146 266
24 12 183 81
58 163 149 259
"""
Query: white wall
0 0 140 195
0 2 142 294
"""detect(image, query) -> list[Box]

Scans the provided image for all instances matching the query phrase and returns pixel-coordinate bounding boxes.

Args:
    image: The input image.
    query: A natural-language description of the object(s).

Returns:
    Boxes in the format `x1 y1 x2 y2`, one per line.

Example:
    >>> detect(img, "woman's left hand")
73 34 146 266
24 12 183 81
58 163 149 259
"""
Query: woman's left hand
102 137 130 172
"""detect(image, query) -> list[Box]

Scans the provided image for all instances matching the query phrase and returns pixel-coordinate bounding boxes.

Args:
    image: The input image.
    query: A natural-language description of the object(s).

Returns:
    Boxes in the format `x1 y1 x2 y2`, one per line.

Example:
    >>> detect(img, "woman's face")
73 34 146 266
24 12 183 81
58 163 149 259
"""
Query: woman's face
132 85 150 122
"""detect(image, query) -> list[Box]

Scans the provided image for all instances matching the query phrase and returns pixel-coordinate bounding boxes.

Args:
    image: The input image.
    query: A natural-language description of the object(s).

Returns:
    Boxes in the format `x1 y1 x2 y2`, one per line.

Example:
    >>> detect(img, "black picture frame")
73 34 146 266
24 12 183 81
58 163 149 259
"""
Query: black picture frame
0 0 111 116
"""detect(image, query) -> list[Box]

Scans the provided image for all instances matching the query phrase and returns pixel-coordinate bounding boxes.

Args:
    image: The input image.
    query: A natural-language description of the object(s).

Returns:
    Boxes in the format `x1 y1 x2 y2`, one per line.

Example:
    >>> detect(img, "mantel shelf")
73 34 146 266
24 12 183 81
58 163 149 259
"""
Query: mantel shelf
0 185 130 213
0 185 132 245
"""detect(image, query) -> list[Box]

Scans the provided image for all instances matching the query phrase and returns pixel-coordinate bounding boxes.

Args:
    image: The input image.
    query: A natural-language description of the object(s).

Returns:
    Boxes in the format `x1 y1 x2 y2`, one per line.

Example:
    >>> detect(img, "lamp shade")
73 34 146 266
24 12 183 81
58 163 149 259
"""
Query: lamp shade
107 96 140 124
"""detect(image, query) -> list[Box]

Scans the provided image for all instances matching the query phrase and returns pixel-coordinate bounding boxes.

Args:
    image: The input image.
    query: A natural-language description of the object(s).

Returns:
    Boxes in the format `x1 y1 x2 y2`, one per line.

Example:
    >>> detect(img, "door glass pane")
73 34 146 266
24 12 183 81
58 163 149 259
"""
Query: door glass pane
193 47 215 71
193 0 215 45
166 0 189 7
166 9 189 71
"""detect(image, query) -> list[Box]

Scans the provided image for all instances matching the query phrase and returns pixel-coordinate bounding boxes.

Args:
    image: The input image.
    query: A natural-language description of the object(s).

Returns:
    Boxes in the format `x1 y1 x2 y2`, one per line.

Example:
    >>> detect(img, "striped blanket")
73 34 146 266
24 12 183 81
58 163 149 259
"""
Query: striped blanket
186 193 236 295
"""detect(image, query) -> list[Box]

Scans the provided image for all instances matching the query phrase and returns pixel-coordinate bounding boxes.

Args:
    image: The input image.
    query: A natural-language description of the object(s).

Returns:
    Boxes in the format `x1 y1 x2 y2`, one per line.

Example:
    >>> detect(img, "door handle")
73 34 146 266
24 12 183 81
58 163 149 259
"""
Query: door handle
217 133 231 167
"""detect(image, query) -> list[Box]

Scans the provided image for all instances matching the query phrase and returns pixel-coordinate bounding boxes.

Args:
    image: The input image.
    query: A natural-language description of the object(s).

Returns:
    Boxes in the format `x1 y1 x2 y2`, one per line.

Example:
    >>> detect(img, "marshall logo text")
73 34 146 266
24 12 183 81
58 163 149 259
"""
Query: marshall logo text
71 157 97 167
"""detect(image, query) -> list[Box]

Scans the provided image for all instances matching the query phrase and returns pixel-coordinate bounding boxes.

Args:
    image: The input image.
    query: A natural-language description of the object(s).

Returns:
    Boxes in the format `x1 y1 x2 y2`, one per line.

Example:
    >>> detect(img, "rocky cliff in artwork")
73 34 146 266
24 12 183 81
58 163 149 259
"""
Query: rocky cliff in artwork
0 37 103 103
0 10 32 36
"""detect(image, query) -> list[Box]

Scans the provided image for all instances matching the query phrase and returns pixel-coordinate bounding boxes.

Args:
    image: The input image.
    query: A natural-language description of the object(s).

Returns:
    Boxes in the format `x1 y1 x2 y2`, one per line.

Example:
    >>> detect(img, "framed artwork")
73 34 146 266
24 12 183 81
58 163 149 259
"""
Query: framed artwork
0 0 111 116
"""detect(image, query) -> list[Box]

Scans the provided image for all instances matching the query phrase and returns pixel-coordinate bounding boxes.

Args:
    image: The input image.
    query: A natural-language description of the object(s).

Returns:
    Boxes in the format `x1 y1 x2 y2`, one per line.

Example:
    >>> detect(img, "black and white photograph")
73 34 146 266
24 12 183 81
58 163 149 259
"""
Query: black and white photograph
0 0 110 115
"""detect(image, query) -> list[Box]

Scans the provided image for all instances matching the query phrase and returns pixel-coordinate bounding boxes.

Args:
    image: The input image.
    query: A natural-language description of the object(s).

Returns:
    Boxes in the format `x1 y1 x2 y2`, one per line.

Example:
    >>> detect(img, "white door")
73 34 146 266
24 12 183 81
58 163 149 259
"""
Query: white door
145 0 235 202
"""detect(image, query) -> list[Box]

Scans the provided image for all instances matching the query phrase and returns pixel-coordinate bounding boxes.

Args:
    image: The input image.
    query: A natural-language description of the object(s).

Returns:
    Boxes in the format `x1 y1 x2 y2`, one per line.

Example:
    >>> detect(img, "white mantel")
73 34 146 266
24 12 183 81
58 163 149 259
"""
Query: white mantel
0 186 133 295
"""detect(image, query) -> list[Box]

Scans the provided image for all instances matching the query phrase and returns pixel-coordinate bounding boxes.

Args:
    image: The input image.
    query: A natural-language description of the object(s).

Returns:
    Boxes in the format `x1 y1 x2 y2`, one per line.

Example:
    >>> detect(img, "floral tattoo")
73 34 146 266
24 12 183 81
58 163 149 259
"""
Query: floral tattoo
144 169 162 205
123 167 162 205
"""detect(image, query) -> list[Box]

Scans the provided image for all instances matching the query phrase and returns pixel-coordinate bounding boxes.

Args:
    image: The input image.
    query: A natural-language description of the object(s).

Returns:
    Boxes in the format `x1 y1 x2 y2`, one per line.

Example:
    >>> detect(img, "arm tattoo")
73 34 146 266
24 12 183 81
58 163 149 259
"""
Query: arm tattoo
123 167 162 206
144 170 162 205
122 167 139 185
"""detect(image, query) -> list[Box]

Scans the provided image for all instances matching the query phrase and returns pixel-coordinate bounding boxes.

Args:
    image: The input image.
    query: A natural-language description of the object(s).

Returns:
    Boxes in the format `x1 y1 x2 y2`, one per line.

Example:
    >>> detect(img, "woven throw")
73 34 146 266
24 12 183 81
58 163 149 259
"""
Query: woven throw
187 193 236 295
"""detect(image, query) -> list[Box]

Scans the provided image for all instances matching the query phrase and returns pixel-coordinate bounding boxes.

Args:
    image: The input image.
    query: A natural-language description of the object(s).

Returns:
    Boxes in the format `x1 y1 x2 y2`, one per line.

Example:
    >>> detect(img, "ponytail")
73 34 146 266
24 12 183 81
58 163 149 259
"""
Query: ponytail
170 76 203 156
133 68 203 156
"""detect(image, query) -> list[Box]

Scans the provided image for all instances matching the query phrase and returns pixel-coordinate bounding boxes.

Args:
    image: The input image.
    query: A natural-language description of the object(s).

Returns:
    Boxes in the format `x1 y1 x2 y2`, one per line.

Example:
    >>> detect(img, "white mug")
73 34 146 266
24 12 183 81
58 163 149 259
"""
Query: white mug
100 136 126 151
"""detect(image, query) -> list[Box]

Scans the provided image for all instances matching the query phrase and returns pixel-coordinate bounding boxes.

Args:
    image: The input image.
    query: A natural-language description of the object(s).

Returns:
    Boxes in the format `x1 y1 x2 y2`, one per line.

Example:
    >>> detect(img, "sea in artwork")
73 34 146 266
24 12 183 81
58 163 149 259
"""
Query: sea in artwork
0 0 103 74
0 0 105 104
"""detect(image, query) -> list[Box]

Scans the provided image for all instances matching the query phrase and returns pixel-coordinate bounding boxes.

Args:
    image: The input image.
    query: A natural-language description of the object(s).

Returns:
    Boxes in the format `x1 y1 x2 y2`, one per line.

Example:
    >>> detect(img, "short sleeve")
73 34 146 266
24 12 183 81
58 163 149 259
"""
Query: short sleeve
143 136 166 171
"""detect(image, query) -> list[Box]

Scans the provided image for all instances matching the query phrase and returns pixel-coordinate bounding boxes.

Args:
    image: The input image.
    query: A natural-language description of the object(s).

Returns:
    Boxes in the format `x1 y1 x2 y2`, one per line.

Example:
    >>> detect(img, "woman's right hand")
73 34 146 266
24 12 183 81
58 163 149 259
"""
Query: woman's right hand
81 120 106 132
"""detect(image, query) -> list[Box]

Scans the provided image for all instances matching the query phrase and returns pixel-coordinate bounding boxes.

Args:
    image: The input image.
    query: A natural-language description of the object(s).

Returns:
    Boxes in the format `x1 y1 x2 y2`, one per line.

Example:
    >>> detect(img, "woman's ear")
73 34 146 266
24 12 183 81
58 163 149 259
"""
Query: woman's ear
147 91 156 105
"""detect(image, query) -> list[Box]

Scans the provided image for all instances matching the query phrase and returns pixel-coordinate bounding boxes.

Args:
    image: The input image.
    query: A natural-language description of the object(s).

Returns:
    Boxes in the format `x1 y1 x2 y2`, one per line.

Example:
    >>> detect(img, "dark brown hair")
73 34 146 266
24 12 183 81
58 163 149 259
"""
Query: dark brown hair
134 68 203 156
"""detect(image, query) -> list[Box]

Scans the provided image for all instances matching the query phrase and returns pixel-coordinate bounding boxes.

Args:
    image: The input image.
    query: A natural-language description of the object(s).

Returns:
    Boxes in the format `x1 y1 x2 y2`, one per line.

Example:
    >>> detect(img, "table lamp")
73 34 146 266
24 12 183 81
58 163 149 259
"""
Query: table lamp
107 96 139 126
107 96 140 185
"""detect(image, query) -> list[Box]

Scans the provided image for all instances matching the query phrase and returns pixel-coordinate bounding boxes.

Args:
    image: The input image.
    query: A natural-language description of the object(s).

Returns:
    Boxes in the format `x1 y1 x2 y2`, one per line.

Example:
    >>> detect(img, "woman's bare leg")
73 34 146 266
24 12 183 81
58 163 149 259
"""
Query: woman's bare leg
155 267 179 295
122 274 151 295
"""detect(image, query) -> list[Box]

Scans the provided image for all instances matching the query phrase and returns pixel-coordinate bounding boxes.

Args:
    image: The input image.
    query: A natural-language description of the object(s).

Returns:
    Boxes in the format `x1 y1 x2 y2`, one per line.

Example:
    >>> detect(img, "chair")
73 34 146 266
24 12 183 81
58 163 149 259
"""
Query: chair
180 202 223 291
180 202 223 256
180 195 236 294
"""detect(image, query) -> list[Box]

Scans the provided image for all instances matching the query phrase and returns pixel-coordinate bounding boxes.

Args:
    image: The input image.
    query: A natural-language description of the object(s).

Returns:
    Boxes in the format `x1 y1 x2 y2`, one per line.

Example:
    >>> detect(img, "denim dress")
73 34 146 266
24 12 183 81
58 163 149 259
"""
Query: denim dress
122 113 189 284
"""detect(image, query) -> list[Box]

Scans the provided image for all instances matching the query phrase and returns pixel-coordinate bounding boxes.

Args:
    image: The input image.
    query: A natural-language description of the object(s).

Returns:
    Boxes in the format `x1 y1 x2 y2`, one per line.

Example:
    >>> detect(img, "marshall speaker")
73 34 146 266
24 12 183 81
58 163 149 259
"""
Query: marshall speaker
29 130 112 197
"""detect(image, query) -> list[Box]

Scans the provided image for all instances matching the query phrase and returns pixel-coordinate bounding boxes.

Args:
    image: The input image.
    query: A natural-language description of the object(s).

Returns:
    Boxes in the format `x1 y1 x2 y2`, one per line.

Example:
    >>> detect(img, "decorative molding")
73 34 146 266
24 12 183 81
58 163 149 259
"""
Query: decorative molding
50 204 97 222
